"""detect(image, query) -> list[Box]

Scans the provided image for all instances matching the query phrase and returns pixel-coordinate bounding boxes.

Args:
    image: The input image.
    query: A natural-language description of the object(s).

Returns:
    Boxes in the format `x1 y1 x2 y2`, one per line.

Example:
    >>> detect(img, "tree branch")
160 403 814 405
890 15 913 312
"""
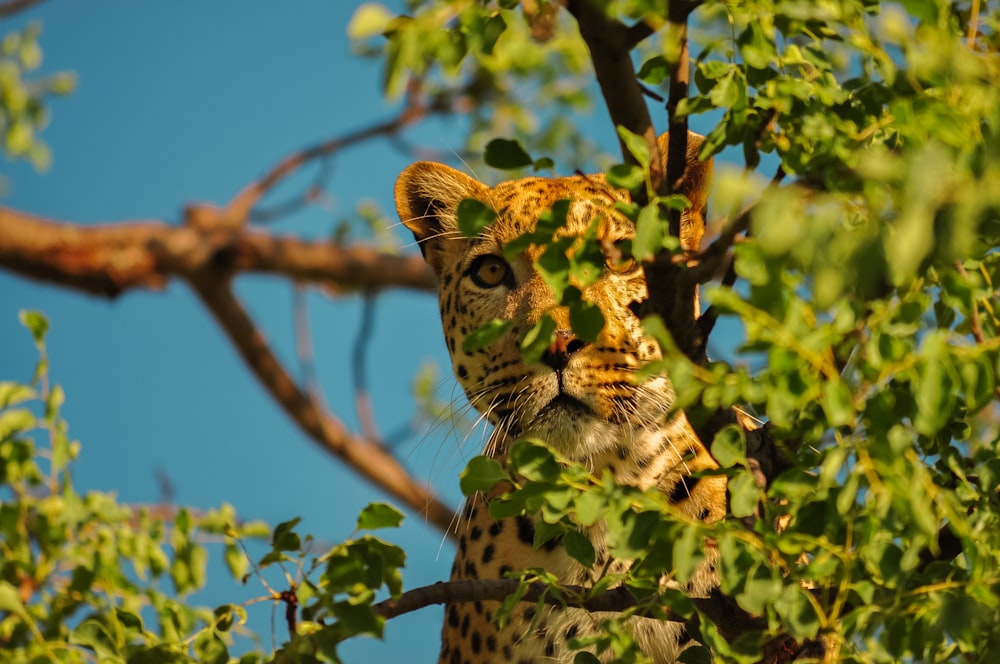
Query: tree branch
566 0 661 190
0 206 454 533
189 278 454 534
224 82 432 227
372 577 823 661
0 207 435 297
372 578 761 637
0 0 44 18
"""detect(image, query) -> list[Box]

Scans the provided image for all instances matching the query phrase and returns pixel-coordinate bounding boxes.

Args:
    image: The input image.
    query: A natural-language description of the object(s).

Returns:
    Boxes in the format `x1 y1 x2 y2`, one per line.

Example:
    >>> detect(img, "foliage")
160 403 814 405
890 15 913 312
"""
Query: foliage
0 23 74 172
8 0 1000 662
362 0 1000 661
348 0 609 173
0 313 407 663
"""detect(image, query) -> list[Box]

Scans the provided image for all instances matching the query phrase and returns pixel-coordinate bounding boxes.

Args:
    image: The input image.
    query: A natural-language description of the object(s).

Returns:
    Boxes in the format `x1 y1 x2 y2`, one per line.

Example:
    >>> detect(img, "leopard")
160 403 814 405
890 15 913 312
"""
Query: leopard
395 132 723 663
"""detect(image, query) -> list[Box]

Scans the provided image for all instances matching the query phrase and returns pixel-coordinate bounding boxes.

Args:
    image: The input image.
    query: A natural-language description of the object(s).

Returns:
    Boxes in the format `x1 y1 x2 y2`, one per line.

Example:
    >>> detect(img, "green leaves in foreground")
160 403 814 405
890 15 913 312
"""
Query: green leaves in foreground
0 314 408 663
485 137 555 172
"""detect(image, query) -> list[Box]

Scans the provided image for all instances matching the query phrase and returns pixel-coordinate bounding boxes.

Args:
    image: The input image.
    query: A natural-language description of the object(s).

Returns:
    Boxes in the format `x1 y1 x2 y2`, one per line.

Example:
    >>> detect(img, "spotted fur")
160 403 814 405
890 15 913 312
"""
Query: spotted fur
396 132 720 663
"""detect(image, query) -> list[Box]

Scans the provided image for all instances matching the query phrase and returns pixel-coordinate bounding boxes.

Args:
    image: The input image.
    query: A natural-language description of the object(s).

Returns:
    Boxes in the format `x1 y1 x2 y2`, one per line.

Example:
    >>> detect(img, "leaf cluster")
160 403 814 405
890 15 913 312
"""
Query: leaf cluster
0 314 408 664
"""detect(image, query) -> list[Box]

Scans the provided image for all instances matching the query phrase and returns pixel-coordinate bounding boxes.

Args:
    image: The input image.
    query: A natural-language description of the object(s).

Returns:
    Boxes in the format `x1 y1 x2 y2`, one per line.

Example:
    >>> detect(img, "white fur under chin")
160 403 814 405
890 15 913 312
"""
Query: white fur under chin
515 373 676 465
521 410 624 462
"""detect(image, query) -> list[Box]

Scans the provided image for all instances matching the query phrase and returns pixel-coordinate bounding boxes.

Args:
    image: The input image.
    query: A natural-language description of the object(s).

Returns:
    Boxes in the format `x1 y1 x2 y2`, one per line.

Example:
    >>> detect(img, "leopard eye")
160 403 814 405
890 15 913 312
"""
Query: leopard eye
605 254 638 274
467 255 512 289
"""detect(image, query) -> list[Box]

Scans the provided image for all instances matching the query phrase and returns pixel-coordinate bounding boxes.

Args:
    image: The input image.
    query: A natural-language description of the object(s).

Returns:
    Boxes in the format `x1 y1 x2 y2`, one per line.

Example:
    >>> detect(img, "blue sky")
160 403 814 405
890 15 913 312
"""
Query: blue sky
0 2 739 660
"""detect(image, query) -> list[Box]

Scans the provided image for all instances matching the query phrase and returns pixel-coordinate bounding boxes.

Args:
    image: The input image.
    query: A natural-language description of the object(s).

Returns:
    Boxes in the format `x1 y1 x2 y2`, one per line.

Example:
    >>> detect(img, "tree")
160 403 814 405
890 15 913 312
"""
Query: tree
1 1 999 662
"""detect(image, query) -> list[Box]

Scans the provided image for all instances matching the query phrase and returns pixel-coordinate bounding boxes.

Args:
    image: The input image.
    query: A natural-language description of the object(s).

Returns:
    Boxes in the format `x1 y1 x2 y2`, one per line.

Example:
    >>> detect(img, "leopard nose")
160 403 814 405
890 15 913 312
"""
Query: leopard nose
542 329 588 371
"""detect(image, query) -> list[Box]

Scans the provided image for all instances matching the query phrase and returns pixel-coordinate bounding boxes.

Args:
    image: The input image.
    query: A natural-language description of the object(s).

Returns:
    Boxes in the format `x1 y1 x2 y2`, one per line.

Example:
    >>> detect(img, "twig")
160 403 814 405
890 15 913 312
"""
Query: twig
967 0 981 48
224 83 431 226
954 261 1000 401
624 21 656 50
293 286 328 409
352 292 381 442
189 278 455 534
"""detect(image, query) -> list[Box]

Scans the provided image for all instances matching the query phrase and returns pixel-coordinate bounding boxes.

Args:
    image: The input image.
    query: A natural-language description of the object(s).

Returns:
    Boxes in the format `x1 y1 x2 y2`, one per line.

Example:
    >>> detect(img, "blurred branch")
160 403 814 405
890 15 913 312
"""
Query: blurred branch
0 207 435 296
225 80 433 227
0 206 454 533
293 287 328 409
190 277 454 534
352 292 381 442
0 0 45 17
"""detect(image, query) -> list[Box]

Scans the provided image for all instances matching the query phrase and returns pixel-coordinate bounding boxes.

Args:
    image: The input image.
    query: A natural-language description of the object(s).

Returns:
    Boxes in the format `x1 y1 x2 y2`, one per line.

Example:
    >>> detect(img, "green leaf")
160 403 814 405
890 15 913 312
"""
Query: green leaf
736 565 782 616
563 530 595 568
356 502 405 531
70 619 119 660
616 126 650 170
460 455 508 495
709 69 741 108
822 380 854 427
510 439 560 482
456 198 498 238
679 645 713 664
520 314 557 365
272 518 302 552
671 525 704 585
19 309 48 346
485 138 533 170
224 542 248 581
0 581 28 618
332 601 384 639
0 382 35 408
728 470 760 519
637 55 668 84
606 163 645 191
773 584 820 639
462 318 514 354
0 408 36 440
573 490 604 527
633 204 666 261
347 3 394 40
569 302 605 344
710 425 746 468
193 629 229 664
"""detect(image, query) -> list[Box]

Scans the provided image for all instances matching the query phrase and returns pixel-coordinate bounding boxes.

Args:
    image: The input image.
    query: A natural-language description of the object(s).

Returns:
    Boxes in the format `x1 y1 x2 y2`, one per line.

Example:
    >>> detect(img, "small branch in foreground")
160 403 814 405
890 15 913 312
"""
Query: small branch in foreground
372 578 763 639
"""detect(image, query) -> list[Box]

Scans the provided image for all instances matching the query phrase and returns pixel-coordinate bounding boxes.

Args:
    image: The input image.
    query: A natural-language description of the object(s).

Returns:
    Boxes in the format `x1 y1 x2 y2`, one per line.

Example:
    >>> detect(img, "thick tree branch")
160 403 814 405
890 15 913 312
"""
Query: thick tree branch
0 206 454 533
566 0 661 190
0 207 435 297
190 278 454 534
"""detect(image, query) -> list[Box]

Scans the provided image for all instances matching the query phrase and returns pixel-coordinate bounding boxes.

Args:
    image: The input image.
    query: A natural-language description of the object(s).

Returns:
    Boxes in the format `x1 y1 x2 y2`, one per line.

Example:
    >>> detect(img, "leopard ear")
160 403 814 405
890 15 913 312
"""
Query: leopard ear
394 162 486 270
656 131 714 252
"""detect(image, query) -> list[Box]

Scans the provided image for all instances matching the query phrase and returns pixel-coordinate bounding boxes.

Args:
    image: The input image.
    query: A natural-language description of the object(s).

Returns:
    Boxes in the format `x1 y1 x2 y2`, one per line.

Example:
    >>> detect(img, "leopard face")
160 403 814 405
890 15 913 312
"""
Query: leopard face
396 168 674 464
